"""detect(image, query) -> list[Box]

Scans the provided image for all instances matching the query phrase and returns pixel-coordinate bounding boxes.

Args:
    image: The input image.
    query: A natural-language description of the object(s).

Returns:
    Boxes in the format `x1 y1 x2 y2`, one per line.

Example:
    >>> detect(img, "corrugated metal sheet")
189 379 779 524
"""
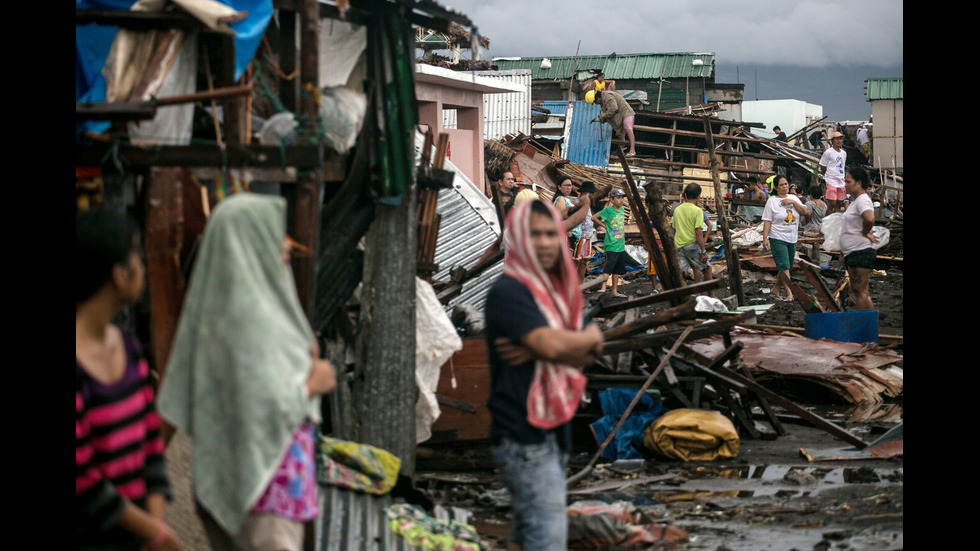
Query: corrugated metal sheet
601 53 714 79
441 70 532 139
479 69 532 139
541 100 570 115
563 101 612 168
491 55 606 80
432 184 502 314
866 78 903 101
493 52 715 80
316 486 419 551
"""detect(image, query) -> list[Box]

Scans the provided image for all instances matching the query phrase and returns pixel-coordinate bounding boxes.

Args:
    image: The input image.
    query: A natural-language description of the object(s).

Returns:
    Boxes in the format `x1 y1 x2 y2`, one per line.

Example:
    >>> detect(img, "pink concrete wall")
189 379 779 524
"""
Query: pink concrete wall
415 81 487 193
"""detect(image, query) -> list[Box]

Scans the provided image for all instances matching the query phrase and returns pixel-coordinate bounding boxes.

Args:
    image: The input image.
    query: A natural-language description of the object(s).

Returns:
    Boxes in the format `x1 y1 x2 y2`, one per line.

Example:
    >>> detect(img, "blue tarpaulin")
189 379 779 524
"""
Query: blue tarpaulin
76 0 272 135
590 388 668 461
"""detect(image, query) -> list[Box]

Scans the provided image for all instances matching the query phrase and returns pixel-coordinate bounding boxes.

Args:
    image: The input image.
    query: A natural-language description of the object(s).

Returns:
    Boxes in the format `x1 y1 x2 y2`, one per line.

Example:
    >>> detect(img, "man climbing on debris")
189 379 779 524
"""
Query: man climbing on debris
819 131 847 215
585 90 637 158
484 199 604 551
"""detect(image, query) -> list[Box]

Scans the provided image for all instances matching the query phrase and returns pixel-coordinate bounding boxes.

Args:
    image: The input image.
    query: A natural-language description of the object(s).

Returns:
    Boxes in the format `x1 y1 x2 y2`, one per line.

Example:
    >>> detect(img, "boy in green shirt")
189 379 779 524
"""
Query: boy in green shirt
592 189 628 298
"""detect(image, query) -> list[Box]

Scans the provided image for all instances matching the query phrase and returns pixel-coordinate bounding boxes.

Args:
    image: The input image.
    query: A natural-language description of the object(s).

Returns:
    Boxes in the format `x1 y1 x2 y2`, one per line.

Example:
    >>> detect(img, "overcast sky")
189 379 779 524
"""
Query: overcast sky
440 0 903 121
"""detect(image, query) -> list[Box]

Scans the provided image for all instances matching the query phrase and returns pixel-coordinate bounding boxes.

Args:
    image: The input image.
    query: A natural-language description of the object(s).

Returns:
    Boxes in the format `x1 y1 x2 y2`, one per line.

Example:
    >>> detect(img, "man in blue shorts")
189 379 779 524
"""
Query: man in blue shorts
485 199 604 551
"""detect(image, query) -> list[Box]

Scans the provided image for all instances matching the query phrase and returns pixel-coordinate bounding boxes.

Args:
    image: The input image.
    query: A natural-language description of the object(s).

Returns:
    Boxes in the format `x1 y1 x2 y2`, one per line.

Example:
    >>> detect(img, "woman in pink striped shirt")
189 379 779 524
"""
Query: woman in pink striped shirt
76 210 181 551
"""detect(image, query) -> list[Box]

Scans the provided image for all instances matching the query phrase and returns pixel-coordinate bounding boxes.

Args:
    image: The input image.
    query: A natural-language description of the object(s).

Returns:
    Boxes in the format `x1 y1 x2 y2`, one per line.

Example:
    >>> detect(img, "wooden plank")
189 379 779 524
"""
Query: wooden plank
799 259 841 312
737 364 787 435
789 282 823 313
615 308 637 373
429 339 492 442
567 326 694 487
603 315 744 356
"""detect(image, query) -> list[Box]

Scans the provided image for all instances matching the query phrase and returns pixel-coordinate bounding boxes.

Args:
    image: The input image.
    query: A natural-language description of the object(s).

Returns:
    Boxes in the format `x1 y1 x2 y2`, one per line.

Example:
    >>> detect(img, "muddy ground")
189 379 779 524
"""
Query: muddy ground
164 257 903 551
417 260 903 551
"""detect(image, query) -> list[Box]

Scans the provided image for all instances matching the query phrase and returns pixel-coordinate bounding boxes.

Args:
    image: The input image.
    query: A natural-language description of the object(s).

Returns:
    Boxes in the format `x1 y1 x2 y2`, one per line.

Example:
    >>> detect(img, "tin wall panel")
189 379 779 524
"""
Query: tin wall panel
564 101 611 168
477 70 532 139
439 71 532 139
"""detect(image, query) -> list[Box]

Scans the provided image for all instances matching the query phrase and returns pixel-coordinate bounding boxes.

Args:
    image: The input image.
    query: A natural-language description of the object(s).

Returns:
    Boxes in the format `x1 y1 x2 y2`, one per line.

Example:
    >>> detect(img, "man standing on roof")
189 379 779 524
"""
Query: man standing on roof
484 199 604 551
819 131 847 215
586 90 637 158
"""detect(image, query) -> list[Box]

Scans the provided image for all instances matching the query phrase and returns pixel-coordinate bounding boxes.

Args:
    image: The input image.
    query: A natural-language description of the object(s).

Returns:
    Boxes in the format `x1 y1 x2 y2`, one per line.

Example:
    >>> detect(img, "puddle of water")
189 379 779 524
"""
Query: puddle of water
806 401 903 424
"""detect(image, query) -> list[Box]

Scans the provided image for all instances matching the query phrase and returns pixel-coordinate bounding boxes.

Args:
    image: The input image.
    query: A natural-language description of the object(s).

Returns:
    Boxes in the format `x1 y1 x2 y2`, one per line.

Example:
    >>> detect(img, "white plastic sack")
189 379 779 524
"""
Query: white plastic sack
415 277 463 444
625 244 648 266
821 213 890 251
695 295 728 313
870 226 890 250
258 112 299 146
732 224 764 248
821 213 842 251
320 86 367 154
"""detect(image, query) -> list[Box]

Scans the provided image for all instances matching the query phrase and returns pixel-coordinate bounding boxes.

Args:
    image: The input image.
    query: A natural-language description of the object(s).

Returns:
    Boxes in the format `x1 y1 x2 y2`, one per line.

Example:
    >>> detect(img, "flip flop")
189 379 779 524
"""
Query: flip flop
625 153 637 158
611 293 628 298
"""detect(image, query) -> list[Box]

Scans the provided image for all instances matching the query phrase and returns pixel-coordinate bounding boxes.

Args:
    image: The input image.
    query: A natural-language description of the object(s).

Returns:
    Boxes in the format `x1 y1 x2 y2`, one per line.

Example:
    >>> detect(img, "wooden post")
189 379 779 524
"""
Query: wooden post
286 0 324 317
701 116 745 306
613 145 677 290
642 179 684 292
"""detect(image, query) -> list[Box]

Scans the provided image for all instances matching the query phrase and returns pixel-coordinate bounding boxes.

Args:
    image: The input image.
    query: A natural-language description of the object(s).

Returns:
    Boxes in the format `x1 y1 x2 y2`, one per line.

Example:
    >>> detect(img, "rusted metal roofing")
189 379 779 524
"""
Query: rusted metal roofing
866 78 903 101
493 52 715 80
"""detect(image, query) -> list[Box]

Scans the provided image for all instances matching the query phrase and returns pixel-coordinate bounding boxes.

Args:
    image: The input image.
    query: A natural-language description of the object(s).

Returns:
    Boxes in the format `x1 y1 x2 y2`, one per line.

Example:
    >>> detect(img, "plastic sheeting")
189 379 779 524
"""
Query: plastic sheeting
76 0 270 136
590 389 668 461
415 277 463 444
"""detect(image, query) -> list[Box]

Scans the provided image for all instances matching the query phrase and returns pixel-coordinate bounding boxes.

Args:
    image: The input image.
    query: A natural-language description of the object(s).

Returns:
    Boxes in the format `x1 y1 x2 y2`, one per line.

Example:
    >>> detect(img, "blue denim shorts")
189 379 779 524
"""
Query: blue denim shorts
678 242 708 272
490 434 569 550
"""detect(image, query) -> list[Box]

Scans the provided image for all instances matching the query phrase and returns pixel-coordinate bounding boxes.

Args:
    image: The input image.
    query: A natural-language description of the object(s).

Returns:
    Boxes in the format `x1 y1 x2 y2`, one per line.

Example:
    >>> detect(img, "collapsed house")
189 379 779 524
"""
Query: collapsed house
76 2 901 546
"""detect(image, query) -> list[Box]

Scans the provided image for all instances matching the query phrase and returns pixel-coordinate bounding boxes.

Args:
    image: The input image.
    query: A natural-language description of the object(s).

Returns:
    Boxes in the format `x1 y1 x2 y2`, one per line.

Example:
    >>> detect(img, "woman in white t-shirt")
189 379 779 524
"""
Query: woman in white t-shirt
762 176 810 302
840 167 879 310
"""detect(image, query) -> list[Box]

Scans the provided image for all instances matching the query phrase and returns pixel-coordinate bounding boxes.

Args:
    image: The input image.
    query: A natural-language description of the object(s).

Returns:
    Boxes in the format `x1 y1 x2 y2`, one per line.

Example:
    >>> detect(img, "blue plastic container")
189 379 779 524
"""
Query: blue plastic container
804 311 879 344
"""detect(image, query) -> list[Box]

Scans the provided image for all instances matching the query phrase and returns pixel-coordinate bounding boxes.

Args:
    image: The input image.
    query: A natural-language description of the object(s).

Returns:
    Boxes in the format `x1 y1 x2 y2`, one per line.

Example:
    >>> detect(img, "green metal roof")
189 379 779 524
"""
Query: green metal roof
866 78 903 101
492 52 715 80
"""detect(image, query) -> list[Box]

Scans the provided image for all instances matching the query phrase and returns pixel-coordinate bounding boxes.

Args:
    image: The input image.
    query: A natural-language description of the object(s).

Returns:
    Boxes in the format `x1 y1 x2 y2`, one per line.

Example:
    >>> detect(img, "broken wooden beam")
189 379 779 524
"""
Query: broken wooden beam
708 364 868 448
702 115 746 306
602 301 697 341
798 258 841 312
602 315 745 356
